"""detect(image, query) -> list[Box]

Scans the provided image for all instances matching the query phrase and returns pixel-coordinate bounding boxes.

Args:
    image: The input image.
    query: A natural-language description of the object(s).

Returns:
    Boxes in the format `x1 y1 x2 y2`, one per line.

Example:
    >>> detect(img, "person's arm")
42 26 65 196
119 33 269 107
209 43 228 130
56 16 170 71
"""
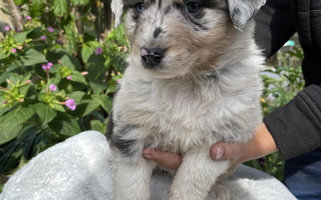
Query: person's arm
254 0 295 58
142 123 277 169
210 123 277 165
264 85 321 159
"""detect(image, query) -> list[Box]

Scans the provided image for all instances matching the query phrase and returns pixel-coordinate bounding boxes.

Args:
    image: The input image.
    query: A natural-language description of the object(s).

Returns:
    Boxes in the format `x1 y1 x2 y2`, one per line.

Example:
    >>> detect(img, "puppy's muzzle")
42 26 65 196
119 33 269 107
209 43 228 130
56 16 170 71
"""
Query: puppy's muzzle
141 47 166 68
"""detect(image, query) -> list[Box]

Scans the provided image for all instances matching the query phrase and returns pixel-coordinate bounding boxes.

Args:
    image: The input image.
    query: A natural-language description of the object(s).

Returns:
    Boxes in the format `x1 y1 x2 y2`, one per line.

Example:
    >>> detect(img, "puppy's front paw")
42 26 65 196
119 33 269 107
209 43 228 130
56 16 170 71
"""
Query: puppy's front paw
209 184 230 200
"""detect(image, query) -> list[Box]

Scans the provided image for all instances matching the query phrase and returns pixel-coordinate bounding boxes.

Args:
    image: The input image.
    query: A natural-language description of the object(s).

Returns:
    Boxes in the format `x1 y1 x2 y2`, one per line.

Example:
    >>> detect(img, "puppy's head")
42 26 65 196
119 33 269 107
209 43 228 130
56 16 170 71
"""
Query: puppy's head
112 0 266 78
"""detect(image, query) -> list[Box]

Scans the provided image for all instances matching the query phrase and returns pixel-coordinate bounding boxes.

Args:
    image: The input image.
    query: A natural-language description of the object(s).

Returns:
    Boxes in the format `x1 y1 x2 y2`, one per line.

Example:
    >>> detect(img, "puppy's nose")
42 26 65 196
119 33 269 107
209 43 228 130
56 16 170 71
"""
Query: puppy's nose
141 47 165 67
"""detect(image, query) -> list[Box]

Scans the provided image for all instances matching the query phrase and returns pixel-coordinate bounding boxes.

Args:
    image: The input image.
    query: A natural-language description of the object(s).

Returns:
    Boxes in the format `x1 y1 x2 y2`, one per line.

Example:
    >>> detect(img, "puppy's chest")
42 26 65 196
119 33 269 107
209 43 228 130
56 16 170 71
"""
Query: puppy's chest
117 78 222 151
135 94 217 152
122 79 218 127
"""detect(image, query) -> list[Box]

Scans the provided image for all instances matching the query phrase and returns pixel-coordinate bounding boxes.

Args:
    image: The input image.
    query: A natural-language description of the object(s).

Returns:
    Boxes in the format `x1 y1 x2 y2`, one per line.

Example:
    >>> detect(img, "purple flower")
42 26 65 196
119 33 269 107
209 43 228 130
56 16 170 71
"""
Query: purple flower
40 35 47 41
49 84 57 91
67 76 72 80
11 48 17 53
95 47 103 55
65 99 76 111
259 157 265 166
26 16 32 20
2 100 8 104
42 64 47 70
42 62 53 70
47 62 53 68
56 39 63 45
4 26 10 31
47 27 55 33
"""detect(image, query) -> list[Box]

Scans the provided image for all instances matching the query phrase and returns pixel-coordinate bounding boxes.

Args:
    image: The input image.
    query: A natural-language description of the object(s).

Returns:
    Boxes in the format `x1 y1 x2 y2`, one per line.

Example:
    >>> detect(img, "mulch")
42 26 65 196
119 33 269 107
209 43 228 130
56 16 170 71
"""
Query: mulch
0 175 9 184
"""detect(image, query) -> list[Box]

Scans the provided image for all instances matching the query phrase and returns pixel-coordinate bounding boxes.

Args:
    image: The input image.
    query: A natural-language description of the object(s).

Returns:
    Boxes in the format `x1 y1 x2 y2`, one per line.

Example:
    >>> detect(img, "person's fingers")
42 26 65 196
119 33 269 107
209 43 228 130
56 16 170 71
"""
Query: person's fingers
210 143 230 161
210 143 243 166
142 149 182 170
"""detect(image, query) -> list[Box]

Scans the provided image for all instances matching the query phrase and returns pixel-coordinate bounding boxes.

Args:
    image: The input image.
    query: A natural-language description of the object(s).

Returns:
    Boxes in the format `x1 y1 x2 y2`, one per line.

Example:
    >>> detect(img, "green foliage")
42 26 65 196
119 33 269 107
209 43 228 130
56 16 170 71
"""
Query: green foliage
0 1 128 174
245 48 305 180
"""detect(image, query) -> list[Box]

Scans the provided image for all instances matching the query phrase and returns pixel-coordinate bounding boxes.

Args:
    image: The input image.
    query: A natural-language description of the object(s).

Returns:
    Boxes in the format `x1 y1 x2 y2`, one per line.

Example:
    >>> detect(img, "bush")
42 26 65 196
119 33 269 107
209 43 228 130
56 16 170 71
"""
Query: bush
0 0 128 174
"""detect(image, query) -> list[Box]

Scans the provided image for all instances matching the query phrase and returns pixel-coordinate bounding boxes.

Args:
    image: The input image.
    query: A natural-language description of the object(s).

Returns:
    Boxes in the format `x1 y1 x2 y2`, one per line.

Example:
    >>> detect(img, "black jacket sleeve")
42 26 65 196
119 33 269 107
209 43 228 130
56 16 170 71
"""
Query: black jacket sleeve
256 0 321 159
254 0 296 58
264 85 321 159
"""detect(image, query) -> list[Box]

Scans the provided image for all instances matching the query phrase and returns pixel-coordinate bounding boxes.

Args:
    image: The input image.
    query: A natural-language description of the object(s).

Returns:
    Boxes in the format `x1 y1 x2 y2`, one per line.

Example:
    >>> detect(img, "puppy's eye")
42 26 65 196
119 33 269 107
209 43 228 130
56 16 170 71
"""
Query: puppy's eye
186 2 202 13
135 2 145 13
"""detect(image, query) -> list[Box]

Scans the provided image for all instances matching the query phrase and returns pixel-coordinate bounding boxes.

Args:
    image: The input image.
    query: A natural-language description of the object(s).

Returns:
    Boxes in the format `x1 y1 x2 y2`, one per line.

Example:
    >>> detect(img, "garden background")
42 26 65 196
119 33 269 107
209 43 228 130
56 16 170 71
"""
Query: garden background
0 0 304 192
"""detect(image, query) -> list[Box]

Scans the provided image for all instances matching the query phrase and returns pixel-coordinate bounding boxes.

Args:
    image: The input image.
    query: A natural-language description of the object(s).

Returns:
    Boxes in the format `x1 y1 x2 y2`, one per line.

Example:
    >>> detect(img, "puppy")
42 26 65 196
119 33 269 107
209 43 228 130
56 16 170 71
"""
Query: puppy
108 0 266 199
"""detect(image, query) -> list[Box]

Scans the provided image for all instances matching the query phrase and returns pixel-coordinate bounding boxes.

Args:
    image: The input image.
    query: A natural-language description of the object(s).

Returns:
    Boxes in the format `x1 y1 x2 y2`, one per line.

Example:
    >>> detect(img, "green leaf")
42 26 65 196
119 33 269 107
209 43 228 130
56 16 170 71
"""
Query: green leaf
14 31 30 44
81 98 101 116
87 41 101 49
81 43 93 63
64 24 79 52
19 74 32 96
93 95 112 113
0 124 23 144
0 106 12 117
60 55 76 70
0 50 10 60
106 82 117 94
29 0 46 15
86 55 108 94
0 106 35 126
81 41 100 63
68 97 100 117
70 71 87 84
53 0 69 17
68 91 86 102
90 120 105 133
0 106 35 144
71 0 90 6
0 71 11 84
48 113 80 136
34 103 57 125
52 104 66 112
8 73 24 86
16 49 47 66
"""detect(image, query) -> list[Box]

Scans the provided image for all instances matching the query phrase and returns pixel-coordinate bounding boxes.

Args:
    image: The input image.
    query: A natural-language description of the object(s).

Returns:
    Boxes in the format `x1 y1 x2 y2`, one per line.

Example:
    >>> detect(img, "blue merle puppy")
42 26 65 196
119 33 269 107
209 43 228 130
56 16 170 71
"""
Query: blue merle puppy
108 0 266 199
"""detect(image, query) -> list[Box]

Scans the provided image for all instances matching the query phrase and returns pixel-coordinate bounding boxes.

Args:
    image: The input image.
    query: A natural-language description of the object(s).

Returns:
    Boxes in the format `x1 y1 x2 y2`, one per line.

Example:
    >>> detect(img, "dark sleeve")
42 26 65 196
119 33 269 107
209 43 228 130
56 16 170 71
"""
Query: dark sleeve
292 0 321 86
263 85 321 159
254 0 296 58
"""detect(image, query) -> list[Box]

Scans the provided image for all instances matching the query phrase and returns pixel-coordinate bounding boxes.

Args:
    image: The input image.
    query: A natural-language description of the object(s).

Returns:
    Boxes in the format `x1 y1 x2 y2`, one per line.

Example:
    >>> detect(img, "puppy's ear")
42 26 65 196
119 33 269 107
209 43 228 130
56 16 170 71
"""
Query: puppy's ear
111 0 124 27
227 0 266 30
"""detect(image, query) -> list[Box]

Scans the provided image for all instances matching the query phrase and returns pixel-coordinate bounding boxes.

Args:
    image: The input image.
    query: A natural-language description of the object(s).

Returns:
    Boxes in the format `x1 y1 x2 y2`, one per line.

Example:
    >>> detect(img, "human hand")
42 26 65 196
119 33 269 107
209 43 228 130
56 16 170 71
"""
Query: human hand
142 148 182 170
142 123 278 168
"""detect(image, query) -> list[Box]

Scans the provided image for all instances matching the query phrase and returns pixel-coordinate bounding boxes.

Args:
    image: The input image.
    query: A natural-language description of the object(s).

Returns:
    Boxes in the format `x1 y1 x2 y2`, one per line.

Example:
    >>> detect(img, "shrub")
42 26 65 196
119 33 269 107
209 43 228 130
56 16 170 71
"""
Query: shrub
0 1 128 174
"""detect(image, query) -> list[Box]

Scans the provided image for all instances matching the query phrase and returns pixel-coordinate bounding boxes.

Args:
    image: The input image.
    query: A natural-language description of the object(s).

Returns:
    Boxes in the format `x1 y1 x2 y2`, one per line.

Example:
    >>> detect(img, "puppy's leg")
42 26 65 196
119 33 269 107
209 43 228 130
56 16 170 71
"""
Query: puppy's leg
169 149 230 200
209 184 230 200
114 157 156 200
208 165 236 200
111 125 156 200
